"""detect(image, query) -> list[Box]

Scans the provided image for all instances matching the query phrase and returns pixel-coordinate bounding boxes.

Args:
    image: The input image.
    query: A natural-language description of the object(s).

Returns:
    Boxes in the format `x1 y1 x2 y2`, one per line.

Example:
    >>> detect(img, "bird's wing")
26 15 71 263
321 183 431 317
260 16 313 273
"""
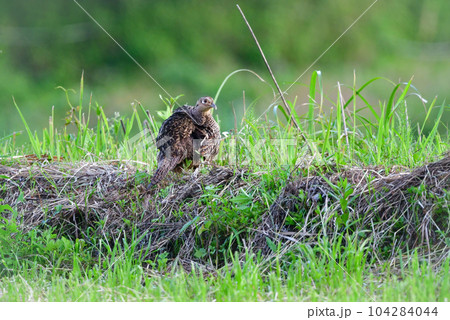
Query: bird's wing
156 111 196 156
149 111 197 188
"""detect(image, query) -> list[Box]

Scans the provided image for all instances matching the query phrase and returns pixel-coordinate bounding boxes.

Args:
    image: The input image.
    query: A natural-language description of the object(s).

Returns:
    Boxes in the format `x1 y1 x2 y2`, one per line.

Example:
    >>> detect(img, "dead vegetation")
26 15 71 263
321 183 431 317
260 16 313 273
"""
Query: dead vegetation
0 155 449 266
265 155 450 258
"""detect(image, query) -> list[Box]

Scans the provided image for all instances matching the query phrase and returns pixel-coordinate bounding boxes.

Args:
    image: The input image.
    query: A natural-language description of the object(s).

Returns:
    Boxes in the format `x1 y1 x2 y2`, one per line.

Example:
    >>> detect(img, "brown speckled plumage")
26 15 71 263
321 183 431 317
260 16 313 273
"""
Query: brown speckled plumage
148 97 220 188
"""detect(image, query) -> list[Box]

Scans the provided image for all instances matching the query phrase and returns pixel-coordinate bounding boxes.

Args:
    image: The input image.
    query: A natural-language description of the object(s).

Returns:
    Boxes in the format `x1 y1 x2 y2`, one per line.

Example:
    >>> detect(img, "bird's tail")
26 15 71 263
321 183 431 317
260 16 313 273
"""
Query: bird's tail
147 155 182 189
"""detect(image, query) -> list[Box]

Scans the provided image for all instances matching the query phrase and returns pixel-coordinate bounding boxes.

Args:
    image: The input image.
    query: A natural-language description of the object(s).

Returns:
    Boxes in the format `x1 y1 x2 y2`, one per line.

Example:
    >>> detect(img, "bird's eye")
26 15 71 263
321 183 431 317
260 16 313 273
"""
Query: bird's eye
202 99 208 104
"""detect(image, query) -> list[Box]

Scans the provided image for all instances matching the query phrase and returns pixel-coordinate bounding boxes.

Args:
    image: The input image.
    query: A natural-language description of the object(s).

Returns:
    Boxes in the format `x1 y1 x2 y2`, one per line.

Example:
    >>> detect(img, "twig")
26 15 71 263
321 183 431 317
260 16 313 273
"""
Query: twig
232 104 238 134
120 119 127 135
236 4 298 129
236 4 314 155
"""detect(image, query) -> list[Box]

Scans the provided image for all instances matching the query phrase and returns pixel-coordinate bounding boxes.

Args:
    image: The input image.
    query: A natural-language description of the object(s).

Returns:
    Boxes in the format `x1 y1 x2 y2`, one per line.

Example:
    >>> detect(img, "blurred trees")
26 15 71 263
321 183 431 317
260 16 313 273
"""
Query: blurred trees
0 0 449 135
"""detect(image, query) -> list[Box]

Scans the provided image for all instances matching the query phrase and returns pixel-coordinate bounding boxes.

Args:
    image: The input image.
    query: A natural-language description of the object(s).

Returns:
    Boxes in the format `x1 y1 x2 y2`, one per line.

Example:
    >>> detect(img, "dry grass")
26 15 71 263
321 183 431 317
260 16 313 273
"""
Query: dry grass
1 155 449 266
266 155 450 259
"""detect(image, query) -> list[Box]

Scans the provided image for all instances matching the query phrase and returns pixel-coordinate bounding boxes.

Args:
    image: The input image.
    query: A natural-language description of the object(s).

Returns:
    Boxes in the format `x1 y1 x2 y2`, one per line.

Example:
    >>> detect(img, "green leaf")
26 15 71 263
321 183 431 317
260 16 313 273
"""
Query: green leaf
0 204 13 214
198 220 212 235
194 248 207 259
308 70 322 134
180 216 199 234
266 237 277 252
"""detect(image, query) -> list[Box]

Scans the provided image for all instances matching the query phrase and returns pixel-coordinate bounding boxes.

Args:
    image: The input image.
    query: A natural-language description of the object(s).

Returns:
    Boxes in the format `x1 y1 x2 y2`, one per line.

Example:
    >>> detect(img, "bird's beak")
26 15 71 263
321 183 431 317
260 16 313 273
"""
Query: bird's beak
211 103 217 110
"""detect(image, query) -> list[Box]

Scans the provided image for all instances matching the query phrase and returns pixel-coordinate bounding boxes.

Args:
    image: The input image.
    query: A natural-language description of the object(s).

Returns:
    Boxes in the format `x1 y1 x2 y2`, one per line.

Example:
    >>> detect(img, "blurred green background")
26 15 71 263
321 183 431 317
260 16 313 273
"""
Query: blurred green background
0 0 449 141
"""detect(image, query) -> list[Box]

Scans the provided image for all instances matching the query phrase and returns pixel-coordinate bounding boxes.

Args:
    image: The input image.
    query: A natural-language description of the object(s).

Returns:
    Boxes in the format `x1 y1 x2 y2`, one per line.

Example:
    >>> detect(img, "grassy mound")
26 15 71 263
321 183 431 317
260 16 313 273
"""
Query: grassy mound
1 154 448 268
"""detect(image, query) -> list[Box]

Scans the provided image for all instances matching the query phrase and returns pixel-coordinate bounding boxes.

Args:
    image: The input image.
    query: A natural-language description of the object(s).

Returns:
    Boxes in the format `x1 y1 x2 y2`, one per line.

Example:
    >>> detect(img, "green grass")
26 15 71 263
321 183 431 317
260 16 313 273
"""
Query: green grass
3 73 448 169
0 72 449 301
0 224 448 301
0 239 448 302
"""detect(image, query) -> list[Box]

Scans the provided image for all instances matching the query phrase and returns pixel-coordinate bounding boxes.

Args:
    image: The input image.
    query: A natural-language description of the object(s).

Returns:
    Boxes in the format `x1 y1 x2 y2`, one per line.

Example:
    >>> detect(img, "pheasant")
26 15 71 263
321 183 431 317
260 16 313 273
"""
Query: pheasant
147 96 220 188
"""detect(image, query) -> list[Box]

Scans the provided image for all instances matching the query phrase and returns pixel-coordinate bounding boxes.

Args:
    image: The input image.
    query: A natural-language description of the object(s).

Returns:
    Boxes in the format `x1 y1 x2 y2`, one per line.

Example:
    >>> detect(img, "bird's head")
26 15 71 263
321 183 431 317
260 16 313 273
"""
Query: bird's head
195 96 216 113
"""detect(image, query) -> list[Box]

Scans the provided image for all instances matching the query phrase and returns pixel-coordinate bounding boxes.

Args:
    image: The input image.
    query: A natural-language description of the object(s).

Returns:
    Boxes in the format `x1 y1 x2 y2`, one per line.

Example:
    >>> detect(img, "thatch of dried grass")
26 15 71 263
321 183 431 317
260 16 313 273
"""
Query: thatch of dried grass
264 155 449 257
1 155 449 265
